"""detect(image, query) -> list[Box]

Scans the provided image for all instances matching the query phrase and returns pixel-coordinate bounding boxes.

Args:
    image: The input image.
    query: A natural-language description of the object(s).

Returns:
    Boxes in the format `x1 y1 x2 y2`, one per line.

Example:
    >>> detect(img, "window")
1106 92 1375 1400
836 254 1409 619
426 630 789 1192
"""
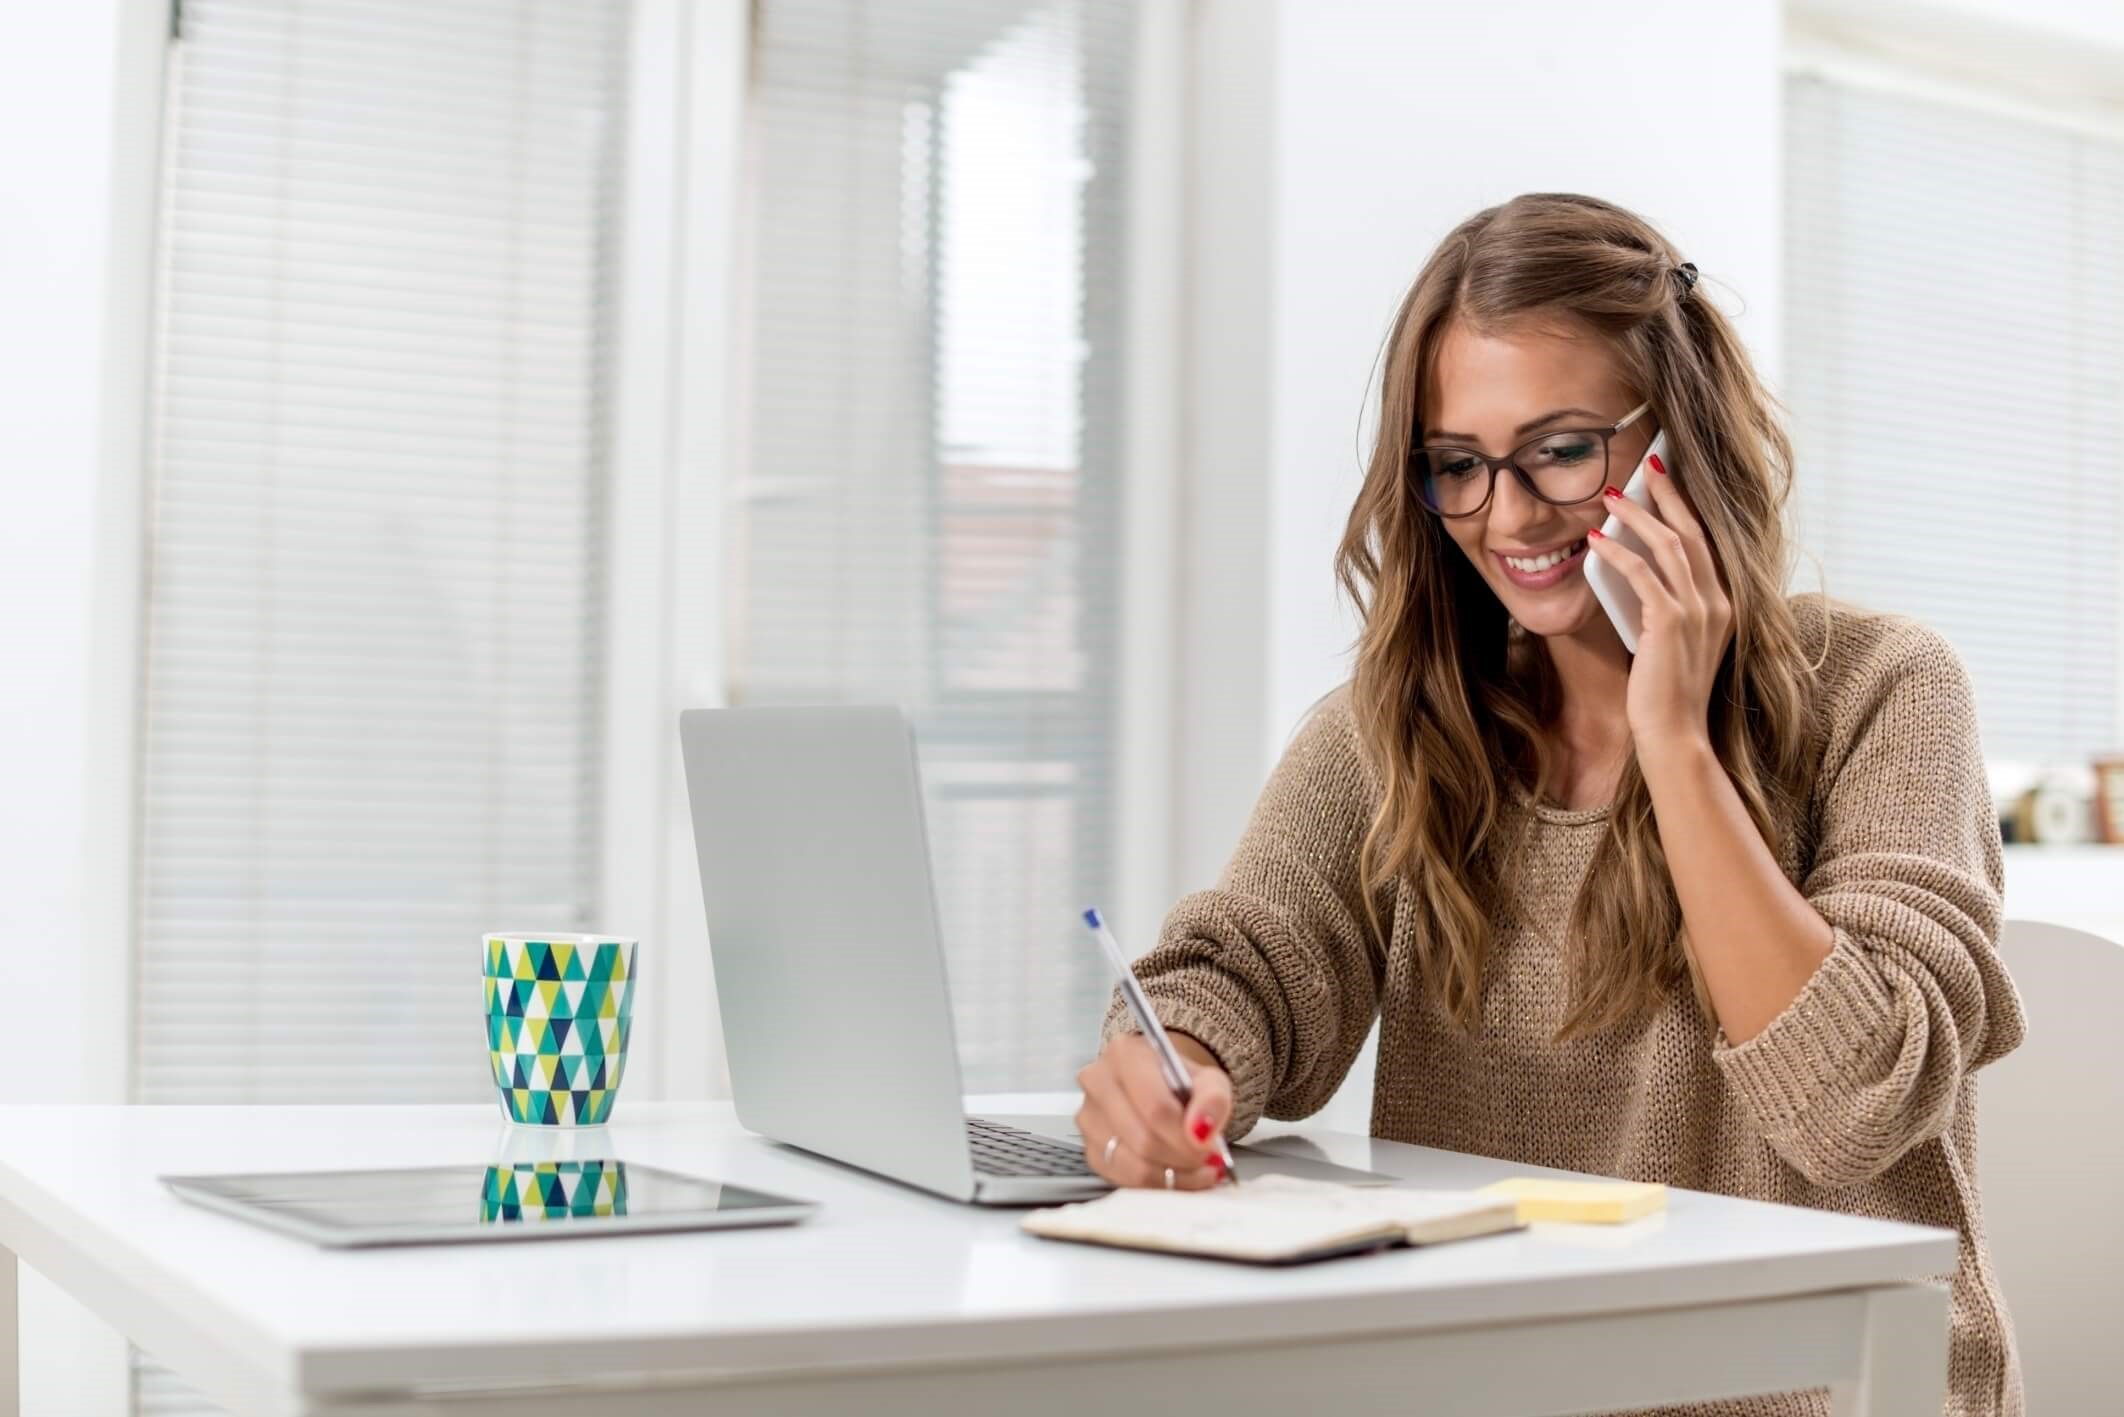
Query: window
736 0 1137 1090
1785 69 2124 760
133 0 623 1407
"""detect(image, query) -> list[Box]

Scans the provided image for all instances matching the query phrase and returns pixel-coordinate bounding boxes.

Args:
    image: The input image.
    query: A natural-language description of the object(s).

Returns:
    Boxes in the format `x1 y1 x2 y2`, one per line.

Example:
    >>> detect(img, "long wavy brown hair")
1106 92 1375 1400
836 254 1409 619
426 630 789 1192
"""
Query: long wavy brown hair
1335 192 1827 1039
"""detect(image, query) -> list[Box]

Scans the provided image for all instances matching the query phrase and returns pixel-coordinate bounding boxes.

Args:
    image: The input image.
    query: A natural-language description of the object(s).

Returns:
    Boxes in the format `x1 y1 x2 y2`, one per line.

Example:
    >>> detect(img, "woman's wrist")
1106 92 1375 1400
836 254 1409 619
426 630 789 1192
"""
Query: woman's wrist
1637 730 1717 785
1168 1030 1225 1074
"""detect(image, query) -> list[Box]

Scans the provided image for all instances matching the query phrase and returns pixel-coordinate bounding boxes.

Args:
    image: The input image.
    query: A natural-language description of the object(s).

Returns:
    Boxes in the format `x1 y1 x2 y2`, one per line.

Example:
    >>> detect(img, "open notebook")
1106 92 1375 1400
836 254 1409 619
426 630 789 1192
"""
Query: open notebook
1021 1174 1524 1265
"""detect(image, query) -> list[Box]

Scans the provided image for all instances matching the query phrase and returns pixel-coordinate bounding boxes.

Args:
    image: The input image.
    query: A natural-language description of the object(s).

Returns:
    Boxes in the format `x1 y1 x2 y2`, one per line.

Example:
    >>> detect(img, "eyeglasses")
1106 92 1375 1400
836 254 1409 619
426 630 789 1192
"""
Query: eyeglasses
1410 401 1652 518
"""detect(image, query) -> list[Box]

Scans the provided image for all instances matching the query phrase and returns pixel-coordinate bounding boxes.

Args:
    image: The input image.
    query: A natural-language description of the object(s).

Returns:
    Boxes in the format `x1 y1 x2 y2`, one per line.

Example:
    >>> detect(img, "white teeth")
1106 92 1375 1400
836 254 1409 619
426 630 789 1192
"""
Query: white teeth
1504 539 1585 573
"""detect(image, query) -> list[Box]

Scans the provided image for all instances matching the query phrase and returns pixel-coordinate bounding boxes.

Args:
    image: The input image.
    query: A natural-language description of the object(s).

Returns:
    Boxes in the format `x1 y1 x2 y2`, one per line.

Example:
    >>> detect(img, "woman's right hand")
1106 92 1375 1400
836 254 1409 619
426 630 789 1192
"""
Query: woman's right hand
1074 1030 1234 1190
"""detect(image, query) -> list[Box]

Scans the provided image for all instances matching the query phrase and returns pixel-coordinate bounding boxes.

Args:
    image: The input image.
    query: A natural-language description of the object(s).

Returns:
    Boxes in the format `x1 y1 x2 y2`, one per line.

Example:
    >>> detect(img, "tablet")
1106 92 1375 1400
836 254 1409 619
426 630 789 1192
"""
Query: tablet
161 1159 817 1248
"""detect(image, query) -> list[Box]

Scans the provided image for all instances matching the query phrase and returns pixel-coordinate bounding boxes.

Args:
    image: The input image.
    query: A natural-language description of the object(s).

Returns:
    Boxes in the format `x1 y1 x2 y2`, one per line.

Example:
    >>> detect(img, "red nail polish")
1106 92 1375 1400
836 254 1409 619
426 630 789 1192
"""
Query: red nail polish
1208 1154 1227 1176
1588 528 1604 540
1602 484 1622 499
1190 1115 1212 1142
1649 454 1666 476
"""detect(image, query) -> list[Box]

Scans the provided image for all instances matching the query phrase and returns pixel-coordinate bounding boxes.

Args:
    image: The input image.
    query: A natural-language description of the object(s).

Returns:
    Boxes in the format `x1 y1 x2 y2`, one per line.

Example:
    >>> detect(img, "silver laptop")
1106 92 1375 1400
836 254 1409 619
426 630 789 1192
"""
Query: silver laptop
679 705 1390 1204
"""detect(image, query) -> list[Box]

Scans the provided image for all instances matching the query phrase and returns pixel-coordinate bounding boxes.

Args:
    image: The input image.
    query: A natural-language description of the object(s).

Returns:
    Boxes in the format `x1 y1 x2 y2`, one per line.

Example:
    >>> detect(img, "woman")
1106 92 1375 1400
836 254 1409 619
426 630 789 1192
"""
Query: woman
1075 193 2025 1417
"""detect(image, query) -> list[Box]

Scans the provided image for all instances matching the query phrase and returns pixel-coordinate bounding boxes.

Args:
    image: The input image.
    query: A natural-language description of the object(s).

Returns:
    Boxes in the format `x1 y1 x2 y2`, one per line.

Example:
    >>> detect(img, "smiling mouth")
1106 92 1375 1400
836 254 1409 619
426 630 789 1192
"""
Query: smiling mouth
1495 537 1597 577
1497 537 1589 574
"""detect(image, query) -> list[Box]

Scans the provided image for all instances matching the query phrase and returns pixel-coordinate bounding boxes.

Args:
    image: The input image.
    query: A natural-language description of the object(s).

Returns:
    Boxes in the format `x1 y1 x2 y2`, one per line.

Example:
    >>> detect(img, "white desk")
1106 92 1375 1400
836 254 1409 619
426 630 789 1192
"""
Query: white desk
0 1096 1954 1417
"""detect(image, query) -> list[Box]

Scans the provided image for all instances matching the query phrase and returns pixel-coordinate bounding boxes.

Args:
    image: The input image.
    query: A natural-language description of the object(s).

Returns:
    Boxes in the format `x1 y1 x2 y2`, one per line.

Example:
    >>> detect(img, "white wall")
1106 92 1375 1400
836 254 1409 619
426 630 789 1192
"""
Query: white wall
0 0 161 1404
598 0 749 1105
1178 0 1785 891
0 0 156 1108
1173 2 1282 898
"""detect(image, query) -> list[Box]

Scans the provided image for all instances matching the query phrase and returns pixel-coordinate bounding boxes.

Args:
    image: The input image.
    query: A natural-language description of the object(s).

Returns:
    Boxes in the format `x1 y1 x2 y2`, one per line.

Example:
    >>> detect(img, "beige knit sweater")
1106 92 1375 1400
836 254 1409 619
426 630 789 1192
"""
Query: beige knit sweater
1104 594 2026 1417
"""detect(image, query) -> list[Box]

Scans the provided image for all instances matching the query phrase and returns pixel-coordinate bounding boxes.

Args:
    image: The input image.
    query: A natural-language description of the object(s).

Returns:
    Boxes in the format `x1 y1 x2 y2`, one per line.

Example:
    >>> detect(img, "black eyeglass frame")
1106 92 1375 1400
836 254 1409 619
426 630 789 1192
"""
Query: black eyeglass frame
1410 400 1654 518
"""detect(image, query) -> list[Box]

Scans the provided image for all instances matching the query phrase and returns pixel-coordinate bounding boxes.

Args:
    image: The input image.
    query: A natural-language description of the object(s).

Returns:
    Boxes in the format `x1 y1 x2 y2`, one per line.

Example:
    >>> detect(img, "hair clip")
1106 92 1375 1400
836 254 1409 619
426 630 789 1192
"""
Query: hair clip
1672 261 1699 297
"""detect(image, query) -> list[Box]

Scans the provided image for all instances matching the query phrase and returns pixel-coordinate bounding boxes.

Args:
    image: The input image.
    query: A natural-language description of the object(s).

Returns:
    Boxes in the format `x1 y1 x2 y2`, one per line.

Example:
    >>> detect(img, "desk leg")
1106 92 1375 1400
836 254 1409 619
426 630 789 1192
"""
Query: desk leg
1830 1282 1948 1417
2 1243 16 1417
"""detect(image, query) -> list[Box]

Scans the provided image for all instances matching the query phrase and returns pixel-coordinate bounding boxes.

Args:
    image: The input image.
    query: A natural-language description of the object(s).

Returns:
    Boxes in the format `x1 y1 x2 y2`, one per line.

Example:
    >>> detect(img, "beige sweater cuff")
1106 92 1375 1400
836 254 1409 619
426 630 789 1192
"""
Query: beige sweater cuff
1710 927 1901 1126
1100 981 1273 1141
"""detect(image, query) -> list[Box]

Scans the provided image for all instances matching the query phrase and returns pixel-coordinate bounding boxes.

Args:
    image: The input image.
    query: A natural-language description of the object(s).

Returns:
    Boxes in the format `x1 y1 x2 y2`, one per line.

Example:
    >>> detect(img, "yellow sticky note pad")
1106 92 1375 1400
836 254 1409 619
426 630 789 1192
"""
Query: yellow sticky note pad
1479 1177 1667 1225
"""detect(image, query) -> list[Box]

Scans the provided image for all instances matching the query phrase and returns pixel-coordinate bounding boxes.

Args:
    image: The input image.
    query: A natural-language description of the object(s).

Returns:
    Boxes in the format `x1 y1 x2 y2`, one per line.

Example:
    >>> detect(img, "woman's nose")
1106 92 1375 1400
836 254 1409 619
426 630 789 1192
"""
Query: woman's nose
1489 464 1543 523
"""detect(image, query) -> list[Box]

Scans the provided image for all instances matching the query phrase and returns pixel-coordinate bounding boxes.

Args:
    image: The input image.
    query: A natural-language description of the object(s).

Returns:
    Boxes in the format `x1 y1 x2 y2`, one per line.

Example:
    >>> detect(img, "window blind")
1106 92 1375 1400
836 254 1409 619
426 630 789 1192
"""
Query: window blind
736 0 1136 1091
1784 71 2124 761
137 0 623 1104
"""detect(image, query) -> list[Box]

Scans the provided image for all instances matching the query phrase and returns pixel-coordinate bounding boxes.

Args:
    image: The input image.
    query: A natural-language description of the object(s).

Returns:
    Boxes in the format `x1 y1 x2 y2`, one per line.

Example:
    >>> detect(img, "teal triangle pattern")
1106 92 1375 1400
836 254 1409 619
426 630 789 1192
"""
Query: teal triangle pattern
478 1160 631 1222
486 940 635 1129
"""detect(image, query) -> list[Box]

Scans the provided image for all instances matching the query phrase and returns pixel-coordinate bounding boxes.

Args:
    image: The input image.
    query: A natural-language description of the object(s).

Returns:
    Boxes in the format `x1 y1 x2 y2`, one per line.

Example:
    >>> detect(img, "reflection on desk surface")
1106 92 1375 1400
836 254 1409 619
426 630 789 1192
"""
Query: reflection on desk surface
482 1159 628 1223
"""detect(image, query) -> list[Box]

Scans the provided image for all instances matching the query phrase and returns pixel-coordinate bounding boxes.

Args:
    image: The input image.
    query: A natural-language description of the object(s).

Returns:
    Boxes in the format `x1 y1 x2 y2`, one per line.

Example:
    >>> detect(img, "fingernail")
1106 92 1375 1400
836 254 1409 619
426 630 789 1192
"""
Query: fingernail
1208 1154 1228 1177
1190 1115 1212 1142
1602 484 1622 499
1649 454 1666 476
1587 528 1604 540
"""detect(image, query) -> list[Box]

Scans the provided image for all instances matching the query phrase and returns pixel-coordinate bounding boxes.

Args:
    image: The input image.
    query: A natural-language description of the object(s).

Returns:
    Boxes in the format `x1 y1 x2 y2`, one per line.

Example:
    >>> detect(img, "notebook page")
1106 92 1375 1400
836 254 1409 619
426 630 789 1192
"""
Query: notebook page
1219 1175 1521 1230
1021 1175 1521 1262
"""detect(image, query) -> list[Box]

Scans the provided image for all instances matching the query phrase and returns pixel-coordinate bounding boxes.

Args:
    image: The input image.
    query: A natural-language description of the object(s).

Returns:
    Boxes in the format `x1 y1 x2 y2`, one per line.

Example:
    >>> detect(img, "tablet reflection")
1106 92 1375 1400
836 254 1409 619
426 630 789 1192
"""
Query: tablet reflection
480 1159 631 1223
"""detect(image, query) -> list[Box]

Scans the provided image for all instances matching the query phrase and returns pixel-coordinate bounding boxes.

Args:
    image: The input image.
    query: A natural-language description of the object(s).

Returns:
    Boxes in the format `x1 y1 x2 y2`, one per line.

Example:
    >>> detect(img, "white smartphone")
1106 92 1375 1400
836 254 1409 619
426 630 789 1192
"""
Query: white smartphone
1582 430 1668 654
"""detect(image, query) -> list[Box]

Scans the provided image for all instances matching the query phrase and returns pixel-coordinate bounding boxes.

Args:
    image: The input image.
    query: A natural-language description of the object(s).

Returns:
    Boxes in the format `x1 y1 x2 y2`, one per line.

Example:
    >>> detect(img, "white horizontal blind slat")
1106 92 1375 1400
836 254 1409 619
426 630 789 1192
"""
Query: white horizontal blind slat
737 0 1135 1091
1784 73 2124 760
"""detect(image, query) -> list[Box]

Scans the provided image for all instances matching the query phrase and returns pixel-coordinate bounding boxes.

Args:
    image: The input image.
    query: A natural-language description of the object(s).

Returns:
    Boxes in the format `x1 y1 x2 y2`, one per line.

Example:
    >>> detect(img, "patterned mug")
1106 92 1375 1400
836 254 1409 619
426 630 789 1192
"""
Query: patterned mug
483 934 637 1126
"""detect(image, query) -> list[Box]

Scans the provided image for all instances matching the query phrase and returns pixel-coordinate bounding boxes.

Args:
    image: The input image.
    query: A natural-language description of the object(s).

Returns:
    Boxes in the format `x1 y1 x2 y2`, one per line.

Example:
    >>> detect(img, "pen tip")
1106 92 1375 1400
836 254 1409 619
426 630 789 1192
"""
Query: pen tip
1081 908 1102 929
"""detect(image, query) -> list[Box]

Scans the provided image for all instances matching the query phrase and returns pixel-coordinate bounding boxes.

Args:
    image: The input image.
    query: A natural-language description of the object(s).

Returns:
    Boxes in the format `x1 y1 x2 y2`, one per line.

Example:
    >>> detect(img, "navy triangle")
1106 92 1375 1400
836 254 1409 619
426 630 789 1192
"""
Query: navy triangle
550 1018 572 1049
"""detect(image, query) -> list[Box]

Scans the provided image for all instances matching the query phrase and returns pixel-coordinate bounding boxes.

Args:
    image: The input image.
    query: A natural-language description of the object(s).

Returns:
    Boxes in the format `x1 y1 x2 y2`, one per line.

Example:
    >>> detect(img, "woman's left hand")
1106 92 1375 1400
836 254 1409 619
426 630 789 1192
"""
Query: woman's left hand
1586 453 1734 756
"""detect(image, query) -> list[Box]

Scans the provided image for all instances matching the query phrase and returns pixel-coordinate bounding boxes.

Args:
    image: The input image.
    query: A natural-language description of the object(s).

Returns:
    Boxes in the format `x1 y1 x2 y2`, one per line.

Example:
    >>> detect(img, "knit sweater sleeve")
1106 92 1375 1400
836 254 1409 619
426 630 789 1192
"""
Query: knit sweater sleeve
1100 693 1385 1141
1712 619 2027 1189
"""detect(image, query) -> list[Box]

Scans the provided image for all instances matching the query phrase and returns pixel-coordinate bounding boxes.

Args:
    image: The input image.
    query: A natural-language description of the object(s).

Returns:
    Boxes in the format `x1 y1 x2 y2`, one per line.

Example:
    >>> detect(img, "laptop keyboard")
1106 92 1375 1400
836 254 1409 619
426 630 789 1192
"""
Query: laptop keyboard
965 1117 1097 1177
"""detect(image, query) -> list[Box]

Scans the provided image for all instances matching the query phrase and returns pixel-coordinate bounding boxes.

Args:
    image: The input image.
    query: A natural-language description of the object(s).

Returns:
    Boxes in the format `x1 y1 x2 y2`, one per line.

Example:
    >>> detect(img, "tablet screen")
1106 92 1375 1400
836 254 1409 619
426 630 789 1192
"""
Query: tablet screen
163 1160 813 1246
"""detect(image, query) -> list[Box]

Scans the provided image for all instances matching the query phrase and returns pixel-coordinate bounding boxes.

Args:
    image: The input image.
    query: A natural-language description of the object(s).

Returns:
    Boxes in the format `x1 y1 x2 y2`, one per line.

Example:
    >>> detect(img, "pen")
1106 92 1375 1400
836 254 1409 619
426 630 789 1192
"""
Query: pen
1082 908 1239 1187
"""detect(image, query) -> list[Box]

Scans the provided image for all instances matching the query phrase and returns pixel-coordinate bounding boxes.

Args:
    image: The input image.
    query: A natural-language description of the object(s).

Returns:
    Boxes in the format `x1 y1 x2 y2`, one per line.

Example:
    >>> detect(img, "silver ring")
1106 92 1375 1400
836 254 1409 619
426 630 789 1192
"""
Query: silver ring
1163 1166 1176 1190
1103 1135 1120 1167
